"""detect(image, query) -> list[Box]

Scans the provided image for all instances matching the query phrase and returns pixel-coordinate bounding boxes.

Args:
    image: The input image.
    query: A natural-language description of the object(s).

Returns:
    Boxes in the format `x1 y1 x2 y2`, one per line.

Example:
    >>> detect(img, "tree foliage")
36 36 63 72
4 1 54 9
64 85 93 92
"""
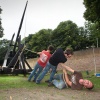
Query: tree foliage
23 20 100 55
83 0 100 27
0 6 4 38
51 20 79 50
25 29 53 52
0 39 10 65
84 21 100 47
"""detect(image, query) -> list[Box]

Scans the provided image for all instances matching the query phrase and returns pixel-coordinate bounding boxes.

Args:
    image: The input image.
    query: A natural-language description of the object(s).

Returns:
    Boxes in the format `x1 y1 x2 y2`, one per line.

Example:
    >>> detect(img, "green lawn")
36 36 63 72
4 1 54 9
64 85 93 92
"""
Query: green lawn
0 71 100 90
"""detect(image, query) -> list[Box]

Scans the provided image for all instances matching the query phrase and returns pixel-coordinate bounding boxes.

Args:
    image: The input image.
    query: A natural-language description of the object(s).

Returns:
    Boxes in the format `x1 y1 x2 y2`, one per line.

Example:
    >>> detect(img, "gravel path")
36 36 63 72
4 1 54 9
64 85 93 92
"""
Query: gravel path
0 88 100 100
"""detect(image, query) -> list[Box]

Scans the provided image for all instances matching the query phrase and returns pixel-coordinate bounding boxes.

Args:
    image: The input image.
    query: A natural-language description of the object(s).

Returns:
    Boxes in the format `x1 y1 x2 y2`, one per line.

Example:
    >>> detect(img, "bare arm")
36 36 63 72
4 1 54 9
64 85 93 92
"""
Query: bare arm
59 63 74 73
37 52 41 55
63 69 72 86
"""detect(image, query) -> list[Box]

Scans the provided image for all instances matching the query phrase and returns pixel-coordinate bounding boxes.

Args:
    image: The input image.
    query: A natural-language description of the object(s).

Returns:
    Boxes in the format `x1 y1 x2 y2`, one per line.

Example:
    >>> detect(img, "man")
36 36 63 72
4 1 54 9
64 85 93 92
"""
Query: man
52 68 94 90
36 47 73 85
28 45 54 82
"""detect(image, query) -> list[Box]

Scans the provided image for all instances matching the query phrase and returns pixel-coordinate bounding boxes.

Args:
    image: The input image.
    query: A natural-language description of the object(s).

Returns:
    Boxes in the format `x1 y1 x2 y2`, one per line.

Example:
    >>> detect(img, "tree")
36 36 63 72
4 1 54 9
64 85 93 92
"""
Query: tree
84 21 100 47
0 6 4 38
27 29 52 52
0 39 10 65
51 20 80 50
83 0 100 27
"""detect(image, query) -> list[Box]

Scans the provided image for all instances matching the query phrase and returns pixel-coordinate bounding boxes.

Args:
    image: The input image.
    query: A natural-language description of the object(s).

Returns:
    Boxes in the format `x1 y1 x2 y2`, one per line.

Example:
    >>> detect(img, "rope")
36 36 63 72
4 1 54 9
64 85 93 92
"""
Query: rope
25 48 37 54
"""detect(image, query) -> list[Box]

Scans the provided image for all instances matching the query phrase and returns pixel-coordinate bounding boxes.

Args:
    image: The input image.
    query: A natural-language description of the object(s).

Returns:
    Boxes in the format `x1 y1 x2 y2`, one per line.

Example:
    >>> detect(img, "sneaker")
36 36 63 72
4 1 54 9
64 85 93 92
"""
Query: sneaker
45 80 50 83
32 80 36 82
48 82 54 87
36 80 40 84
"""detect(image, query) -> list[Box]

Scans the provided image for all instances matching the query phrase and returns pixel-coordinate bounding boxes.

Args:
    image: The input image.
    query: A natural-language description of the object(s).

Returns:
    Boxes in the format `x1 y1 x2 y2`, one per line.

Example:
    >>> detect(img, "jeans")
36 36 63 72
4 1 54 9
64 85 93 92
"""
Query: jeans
36 62 57 83
28 62 43 81
52 74 66 89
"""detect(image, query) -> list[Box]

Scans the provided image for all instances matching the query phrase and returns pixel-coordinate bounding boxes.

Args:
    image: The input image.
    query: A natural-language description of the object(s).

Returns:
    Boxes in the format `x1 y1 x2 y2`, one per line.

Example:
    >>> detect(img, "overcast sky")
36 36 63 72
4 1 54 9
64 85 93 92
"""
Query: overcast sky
0 0 86 40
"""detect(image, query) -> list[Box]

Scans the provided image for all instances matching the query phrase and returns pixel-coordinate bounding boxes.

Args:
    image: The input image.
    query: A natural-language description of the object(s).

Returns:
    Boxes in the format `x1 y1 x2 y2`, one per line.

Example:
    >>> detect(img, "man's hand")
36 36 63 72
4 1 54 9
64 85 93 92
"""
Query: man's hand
63 69 67 74
59 63 74 73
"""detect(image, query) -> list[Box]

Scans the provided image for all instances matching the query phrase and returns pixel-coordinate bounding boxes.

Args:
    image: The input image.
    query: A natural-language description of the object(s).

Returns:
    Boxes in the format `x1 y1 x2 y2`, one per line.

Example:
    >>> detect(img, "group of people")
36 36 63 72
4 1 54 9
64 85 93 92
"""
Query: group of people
28 45 94 90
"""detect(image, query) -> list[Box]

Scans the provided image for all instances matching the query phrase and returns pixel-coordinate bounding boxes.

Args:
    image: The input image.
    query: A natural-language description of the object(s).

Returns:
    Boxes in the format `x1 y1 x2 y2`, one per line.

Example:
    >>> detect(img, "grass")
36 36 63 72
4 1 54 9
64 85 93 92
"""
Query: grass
0 71 100 90
0 74 48 90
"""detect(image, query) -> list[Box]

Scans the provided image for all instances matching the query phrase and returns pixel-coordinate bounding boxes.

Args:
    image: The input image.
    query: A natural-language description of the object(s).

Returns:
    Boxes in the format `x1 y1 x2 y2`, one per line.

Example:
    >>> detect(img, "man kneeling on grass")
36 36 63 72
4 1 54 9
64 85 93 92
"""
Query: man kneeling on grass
50 67 94 90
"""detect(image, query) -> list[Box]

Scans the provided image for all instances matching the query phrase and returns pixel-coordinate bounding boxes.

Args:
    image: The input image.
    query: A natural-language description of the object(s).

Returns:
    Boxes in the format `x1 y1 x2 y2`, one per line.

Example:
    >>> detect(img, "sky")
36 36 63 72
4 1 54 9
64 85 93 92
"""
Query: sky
0 0 86 40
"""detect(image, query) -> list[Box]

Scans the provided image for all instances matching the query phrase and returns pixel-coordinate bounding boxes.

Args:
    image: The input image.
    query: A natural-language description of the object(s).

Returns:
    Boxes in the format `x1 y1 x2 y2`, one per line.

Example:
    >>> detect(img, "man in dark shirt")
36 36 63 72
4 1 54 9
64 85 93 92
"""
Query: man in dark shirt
36 48 73 84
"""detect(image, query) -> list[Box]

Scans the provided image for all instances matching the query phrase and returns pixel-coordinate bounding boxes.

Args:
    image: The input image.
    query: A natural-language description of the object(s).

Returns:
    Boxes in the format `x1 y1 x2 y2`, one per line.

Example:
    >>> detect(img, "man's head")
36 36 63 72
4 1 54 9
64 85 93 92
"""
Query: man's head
64 48 73 58
79 79 94 90
48 45 54 52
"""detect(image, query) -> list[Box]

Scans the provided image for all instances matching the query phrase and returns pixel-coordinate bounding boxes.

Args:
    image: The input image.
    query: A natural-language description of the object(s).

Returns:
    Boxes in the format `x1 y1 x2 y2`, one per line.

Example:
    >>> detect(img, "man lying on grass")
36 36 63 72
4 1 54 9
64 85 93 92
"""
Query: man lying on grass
47 67 94 90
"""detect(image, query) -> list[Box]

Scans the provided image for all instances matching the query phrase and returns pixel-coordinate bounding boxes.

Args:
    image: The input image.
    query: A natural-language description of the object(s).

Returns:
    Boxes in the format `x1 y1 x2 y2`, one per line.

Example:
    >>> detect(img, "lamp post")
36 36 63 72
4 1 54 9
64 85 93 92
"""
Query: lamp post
96 38 98 48
91 45 96 75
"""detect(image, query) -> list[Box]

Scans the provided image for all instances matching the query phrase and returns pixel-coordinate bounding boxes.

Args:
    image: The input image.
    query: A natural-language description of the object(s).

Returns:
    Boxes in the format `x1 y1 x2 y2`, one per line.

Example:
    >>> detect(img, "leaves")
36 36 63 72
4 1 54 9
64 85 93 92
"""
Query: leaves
0 6 4 38
83 0 100 26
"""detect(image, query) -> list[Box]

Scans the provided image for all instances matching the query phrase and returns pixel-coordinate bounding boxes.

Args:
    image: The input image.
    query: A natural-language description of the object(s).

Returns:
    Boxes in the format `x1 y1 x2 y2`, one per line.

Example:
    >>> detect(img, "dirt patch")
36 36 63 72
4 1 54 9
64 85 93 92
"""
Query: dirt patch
0 88 100 100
